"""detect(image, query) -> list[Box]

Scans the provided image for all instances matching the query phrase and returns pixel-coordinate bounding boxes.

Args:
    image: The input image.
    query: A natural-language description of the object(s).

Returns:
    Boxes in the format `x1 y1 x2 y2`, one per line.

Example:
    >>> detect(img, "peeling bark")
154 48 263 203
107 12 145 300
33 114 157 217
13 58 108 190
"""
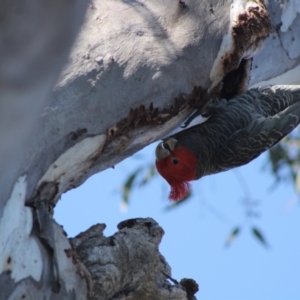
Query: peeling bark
0 0 299 299
70 218 198 300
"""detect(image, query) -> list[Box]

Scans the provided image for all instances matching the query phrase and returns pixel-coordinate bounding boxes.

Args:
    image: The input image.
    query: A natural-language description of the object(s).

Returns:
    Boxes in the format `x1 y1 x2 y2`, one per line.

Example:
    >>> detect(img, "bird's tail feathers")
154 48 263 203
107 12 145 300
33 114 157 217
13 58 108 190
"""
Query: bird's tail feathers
263 101 300 138
246 85 300 117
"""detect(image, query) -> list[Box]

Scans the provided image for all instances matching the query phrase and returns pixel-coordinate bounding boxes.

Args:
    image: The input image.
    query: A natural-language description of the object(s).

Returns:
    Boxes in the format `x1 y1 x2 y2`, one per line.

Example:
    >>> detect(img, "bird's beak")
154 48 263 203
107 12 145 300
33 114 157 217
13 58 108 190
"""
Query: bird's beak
155 138 177 161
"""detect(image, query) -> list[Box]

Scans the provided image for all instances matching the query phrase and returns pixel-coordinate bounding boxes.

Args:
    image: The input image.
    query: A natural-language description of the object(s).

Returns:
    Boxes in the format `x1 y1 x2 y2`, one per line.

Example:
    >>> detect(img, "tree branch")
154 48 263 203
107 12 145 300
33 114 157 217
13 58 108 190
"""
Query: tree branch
70 218 198 300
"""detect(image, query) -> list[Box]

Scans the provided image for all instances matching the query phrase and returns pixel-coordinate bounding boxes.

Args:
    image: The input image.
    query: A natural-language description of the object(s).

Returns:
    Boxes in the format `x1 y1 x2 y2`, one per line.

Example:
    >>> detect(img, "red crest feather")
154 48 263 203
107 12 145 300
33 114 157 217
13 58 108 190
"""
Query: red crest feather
169 181 190 202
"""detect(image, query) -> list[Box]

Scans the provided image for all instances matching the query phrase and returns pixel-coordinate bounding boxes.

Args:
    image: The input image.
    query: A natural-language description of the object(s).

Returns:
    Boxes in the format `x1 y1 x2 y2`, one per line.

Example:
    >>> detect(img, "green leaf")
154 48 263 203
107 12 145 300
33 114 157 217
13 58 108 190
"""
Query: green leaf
121 167 142 204
120 163 159 206
164 191 192 211
251 227 269 249
295 169 300 194
225 226 241 247
139 164 157 187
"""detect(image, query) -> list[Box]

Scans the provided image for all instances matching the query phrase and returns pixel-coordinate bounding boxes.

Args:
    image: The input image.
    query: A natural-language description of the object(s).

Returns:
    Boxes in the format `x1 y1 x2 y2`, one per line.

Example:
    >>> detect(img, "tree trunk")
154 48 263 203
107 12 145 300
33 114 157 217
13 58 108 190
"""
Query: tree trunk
0 0 299 299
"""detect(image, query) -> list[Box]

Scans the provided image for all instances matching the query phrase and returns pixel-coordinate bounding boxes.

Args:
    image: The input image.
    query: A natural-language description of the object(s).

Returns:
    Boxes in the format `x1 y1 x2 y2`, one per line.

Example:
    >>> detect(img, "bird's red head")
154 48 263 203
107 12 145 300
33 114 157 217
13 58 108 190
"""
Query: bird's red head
155 137 197 201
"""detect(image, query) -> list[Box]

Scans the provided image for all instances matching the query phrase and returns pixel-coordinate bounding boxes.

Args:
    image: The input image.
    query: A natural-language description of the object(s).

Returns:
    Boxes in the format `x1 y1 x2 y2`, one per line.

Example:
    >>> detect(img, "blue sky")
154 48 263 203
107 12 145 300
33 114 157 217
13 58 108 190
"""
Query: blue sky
55 143 300 300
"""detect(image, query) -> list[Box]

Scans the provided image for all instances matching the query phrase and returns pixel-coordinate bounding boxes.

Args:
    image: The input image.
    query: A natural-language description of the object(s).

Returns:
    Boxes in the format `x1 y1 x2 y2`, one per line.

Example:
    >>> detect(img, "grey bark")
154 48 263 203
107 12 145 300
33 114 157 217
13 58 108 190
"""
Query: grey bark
71 218 198 300
0 0 299 299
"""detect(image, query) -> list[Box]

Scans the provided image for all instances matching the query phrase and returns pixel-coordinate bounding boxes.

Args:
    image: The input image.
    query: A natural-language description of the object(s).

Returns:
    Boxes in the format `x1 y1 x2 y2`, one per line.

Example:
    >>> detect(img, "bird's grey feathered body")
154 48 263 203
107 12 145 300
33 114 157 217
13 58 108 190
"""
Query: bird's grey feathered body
171 85 300 178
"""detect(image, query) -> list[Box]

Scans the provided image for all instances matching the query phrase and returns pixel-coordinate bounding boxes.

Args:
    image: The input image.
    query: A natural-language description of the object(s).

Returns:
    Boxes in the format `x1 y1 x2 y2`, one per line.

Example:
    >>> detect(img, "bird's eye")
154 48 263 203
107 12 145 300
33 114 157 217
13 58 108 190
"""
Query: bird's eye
172 158 179 165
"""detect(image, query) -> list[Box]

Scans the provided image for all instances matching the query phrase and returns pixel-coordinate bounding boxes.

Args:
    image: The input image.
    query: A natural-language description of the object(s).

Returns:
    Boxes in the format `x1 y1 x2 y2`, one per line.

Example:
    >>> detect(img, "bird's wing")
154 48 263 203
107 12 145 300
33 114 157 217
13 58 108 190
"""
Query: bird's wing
216 105 300 170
